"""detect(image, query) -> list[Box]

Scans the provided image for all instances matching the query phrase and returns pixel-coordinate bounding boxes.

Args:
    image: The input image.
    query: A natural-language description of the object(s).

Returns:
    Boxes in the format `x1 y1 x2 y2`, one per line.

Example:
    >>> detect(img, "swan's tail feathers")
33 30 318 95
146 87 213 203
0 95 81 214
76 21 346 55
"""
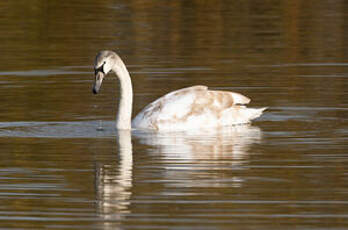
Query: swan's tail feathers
247 107 268 121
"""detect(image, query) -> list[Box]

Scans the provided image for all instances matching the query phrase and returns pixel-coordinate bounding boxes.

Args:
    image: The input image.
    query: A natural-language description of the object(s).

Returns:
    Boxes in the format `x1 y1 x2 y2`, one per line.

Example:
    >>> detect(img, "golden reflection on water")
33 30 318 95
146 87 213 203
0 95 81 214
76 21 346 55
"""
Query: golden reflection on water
0 0 347 229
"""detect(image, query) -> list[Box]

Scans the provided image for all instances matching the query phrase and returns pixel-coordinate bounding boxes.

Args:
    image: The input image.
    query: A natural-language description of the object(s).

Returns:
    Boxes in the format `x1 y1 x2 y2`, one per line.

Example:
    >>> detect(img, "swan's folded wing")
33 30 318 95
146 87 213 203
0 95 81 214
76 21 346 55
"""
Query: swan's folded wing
226 91 250 105
132 85 252 130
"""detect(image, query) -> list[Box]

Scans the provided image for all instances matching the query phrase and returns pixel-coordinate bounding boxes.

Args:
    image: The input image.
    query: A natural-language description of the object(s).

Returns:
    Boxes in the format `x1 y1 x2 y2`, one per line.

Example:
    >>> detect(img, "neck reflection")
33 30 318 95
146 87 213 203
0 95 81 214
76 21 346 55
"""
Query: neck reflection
95 130 133 225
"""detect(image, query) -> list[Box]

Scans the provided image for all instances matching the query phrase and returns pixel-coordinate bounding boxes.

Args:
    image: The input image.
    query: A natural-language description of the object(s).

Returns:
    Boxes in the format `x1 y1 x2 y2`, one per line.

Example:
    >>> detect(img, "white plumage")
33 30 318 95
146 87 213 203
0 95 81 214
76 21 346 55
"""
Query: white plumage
132 85 266 130
92 51 267 131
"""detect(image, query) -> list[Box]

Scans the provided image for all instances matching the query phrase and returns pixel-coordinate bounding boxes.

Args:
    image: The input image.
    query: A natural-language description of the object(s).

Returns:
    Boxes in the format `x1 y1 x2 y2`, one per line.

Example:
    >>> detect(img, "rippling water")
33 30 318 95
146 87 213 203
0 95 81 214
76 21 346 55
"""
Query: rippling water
0 1 347 229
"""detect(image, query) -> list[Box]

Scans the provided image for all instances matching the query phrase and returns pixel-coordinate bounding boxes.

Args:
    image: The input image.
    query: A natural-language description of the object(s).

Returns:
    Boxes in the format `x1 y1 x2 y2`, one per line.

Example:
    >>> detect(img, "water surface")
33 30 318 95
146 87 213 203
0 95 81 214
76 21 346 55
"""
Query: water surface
0 1 347 229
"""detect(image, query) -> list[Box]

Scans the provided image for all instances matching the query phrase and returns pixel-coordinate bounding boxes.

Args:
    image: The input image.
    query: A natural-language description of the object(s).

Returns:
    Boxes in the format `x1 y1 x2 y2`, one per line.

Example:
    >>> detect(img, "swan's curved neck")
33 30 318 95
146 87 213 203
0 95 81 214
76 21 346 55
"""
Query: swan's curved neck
113 59 133 130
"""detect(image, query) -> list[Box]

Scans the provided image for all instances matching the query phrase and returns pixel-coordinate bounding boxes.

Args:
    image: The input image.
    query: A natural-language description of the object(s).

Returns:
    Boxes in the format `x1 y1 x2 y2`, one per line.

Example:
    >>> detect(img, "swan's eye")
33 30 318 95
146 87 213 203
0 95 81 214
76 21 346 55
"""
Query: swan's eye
94 62 106 75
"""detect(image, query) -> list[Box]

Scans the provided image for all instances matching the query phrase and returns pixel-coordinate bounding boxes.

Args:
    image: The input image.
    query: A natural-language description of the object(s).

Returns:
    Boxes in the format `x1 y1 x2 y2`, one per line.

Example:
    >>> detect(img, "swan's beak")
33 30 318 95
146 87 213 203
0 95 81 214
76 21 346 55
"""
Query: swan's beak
93 71 104 94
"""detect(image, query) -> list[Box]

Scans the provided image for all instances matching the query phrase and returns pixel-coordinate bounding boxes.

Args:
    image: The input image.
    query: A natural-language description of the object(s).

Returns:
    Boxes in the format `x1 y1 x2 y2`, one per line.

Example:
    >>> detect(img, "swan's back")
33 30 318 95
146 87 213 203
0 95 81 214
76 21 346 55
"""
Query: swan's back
132 86 266 131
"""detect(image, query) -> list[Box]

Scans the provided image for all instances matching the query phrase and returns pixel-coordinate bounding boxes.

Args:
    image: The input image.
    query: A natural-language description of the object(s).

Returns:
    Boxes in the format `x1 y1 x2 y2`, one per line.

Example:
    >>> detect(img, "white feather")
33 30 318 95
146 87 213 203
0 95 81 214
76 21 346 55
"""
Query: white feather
94 51 267 131
132 86 267 131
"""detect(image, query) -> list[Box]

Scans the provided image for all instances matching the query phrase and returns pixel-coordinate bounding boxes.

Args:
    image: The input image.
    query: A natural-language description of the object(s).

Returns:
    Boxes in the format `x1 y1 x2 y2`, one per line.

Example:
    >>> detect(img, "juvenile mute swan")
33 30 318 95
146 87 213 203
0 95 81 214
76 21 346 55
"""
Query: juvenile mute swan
92 50 267 131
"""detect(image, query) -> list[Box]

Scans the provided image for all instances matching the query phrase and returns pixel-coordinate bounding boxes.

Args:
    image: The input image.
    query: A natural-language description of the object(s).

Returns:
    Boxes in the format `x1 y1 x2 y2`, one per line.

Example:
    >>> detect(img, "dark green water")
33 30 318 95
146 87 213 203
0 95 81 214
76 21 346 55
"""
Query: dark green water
0 1 347 229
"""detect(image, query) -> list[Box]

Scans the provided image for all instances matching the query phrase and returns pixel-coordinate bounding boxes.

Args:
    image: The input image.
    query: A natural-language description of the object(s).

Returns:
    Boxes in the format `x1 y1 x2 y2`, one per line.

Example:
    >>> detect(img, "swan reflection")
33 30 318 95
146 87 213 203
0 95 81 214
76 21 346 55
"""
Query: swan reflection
95 130 132 227
134 125 262 162
134 125 262 188
95 125 262 227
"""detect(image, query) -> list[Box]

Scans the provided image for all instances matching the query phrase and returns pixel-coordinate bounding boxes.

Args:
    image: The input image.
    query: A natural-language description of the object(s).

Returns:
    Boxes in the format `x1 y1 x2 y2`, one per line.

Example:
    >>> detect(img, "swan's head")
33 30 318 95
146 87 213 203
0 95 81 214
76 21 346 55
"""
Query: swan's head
92 50 117 94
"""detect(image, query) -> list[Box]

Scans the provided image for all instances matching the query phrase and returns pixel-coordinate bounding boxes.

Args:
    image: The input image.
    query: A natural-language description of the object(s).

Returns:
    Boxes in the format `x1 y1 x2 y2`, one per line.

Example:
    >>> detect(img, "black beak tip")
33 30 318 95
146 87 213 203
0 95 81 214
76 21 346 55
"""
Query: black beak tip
92 88 98 94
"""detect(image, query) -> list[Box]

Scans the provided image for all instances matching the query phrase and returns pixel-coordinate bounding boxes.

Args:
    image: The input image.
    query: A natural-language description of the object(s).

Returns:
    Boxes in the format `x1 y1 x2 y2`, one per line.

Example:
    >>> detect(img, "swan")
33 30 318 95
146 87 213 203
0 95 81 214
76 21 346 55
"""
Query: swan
92 50 267 131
